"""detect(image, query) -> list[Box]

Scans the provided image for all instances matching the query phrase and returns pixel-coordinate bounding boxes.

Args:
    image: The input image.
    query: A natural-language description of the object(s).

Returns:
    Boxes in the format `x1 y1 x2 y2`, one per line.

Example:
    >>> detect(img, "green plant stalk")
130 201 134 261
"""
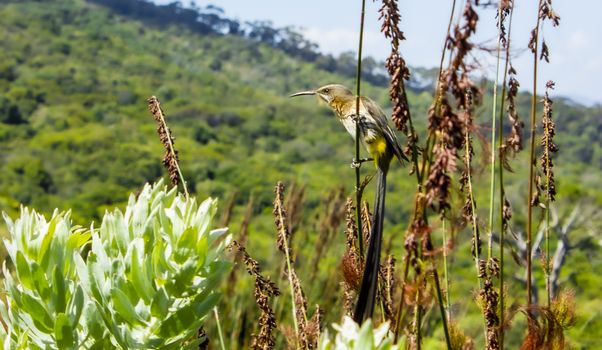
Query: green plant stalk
527 0 544 308
354 0 366 258
497 2 518 346
442 218 451 321
286 254 299 345
285 251 301 347
465 131 481 285
421 212 452 349
499 167 506 347
497 76 508 350
275 202 302 347
432 263 453 349
213 307 227 350
488 36 502 263
394 247 412 341
464 130 488 344
414 291 422 350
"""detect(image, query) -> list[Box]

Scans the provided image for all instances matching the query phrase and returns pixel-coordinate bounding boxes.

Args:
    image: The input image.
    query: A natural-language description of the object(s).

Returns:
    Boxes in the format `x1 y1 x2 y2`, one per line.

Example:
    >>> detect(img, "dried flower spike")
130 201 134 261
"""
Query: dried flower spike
230 241 280 350
540 81 558 201
378 0 411 135
148 96 189 198
505 65 523 154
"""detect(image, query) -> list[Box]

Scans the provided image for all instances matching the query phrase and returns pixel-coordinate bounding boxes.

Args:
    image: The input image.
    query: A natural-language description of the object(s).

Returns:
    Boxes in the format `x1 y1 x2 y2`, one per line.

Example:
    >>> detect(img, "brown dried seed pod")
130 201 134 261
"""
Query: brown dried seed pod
273 182 292 261
148 96 187 195
505 65 523 154
540 81 558 201
230 241 280 350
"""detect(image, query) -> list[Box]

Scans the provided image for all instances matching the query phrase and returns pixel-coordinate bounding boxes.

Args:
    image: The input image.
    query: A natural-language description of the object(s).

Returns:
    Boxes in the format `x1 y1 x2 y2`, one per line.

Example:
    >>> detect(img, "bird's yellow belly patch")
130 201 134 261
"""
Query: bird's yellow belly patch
367 137 387 159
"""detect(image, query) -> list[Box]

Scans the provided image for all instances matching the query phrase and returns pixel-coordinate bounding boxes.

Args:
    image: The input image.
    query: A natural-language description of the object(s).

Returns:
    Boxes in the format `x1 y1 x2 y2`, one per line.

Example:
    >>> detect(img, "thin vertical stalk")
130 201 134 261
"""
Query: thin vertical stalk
424 213 452 349
498 2 518 346
442 218 451 321
499 167 507 347
545 184 551 307
413 292 422 350
432 265 453 348
463 128 482 293
527 0 544 308
544 120 552 309
284 235 300 344
488 16 503 263
394 246 411 341
354 0 367 257
275 185 302 346
213 308 227 350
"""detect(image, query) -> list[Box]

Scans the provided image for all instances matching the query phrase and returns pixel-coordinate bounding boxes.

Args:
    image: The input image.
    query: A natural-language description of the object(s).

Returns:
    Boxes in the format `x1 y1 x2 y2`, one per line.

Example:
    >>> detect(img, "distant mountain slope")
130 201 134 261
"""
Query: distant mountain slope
0 0 600 224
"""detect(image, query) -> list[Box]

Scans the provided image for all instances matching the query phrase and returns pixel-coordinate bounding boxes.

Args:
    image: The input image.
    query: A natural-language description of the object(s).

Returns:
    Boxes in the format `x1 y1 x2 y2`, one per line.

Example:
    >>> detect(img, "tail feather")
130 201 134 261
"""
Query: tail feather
353 167 386 323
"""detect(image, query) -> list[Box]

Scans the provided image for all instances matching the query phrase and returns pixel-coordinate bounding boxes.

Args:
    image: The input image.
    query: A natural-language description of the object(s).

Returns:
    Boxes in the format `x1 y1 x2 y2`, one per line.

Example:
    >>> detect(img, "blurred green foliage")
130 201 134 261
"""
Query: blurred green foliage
0 0 600 348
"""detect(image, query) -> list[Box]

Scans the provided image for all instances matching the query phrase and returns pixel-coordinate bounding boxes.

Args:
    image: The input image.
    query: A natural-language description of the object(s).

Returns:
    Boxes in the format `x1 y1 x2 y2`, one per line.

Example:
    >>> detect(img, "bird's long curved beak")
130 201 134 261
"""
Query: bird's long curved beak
289 90 316 98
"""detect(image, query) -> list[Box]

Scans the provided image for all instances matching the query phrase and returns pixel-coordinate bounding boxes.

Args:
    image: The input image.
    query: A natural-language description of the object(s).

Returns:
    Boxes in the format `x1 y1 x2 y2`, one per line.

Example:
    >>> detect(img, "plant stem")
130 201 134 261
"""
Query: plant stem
442 218 451 321
527 0 544 308
432 266 452 349
544 100 552 308
545 189 551 307
394 246 411 341
413 290 422 350
213 307 227 350
497 2 517 346
464 131 481 286
275 193 302 346
354 0 366 257
488 12 503 262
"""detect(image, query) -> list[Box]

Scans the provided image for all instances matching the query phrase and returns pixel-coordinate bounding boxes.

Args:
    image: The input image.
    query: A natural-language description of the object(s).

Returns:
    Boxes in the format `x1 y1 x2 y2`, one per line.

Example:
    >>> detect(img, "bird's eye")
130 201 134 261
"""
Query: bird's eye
323 88 330 93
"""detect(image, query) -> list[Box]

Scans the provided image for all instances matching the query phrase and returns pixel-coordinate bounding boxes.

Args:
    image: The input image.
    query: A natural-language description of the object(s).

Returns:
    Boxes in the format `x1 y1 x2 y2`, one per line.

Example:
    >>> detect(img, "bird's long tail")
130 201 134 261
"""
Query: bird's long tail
353 166 386 323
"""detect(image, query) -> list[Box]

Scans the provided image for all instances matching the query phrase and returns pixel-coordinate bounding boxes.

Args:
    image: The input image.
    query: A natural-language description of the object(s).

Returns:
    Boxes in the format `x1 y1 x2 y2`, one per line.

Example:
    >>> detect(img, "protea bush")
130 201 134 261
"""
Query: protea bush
318 317 401 350
0 180 230 349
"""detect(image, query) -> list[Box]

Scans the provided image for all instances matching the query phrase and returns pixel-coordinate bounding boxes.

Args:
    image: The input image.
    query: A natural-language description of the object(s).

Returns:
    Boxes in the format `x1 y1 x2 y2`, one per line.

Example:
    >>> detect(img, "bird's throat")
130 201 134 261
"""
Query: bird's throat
329 96 356 118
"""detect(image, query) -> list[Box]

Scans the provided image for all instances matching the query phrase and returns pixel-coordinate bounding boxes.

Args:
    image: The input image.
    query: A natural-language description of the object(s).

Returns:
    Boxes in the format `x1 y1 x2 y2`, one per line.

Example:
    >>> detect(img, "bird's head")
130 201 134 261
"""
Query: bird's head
290 84 354 105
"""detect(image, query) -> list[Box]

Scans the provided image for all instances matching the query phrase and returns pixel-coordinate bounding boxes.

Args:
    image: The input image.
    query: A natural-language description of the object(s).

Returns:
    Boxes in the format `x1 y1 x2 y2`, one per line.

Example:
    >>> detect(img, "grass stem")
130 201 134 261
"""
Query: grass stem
354 0 367 257
497 1 518 346
213 307 227 350
432 264 452 349
442 218 451 321
527 0 545 308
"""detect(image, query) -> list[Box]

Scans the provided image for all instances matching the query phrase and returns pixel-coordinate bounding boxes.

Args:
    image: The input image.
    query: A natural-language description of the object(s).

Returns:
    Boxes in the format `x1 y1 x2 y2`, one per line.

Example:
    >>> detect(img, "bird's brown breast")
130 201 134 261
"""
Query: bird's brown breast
329 96 358 119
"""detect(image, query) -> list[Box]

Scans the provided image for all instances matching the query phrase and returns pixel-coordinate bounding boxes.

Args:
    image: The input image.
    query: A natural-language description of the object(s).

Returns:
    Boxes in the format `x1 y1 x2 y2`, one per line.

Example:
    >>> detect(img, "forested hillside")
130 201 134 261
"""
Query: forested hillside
1 0 600 220
0 0 600 347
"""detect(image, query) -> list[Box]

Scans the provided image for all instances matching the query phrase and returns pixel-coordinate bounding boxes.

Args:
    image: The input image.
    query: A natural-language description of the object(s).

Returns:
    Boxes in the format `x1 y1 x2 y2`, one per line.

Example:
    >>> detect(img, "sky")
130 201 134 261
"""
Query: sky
156 1 602 105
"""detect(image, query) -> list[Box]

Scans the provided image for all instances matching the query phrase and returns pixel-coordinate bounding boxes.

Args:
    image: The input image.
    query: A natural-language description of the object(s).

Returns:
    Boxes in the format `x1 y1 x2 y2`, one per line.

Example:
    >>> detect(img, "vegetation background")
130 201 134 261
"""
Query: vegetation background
0 0 600 348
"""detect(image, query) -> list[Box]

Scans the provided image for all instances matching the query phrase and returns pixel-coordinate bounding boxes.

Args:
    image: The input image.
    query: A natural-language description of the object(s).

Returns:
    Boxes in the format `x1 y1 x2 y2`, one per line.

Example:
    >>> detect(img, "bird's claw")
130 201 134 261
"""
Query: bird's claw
350 158 373 169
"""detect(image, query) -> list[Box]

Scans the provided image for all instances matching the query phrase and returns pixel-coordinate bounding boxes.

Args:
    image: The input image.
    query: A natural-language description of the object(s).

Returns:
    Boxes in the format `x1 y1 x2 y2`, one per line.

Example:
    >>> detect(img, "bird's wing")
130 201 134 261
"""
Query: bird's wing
361 96 408 163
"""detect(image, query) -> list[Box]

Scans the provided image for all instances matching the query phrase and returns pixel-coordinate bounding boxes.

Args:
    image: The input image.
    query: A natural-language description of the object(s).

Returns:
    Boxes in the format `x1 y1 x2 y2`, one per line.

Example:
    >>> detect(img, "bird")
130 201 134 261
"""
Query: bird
290 84 407 323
